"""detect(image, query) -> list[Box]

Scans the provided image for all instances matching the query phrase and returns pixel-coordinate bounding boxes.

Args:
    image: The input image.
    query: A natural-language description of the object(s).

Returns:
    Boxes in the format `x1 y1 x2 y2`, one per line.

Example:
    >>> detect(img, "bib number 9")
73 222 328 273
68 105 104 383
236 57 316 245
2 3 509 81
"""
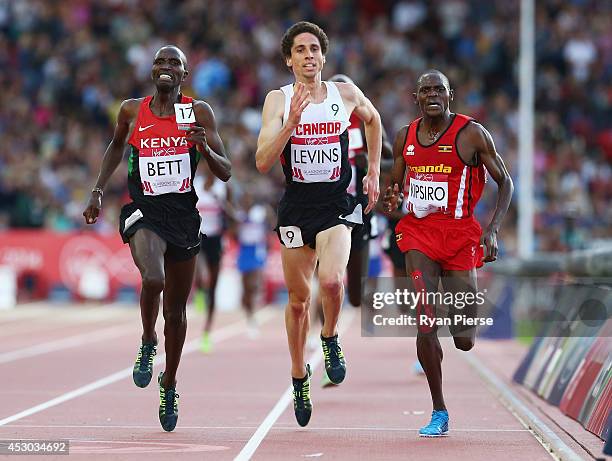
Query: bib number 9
279 226 304 248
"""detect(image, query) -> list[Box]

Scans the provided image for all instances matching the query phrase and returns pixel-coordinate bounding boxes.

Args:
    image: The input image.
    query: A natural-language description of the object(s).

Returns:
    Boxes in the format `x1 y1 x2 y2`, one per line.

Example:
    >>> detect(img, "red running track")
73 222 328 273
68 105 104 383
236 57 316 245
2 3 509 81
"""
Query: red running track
0 303 555 460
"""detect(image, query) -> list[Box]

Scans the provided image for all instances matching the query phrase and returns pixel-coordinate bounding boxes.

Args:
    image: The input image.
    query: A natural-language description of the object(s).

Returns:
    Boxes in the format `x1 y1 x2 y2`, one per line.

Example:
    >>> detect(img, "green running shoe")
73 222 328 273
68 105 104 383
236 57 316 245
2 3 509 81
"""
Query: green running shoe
321 334 346 384
194 289 206 313
199 331 212 354
292 364 312 427
132 341 156 388
158 372 179 432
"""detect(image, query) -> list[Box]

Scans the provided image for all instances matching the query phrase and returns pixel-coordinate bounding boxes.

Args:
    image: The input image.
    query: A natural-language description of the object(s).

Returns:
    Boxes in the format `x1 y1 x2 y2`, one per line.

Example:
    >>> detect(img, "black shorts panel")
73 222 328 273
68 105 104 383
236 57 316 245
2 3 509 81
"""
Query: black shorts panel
119 202 201 262
200 234 222 266
275 193 362 249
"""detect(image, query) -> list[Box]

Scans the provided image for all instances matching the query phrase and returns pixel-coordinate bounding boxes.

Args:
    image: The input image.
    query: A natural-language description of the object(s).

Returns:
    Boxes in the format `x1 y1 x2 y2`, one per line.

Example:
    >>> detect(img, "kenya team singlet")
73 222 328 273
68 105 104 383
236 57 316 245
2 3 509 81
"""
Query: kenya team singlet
279 82 351 204
126 95 201 215
401 113 486 220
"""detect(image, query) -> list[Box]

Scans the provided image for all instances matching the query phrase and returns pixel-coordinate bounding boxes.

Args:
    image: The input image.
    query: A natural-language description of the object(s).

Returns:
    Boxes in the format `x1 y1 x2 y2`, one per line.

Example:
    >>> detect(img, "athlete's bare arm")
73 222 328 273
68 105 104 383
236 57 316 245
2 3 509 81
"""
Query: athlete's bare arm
337 82 381 213
189 101 231 182
381 126 393 160
83 98 140 224
458 122 514 262
256 84 310 173
383 125 408 213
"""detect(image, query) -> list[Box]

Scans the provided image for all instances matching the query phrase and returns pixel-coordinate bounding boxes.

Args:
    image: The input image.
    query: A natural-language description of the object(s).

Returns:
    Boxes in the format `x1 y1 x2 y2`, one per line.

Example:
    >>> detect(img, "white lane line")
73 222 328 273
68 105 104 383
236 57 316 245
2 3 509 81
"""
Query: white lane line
464 353 584 461
2 424 531 432
0 309 276 427
235 309 356 461
0 324 135 364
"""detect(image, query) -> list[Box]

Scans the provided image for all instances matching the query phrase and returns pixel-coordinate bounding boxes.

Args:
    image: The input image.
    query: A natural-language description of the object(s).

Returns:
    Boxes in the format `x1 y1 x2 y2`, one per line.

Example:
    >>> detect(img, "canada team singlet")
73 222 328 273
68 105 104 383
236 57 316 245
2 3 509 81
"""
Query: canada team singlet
279 82 351 204
401 113 486 219
126 95 201 215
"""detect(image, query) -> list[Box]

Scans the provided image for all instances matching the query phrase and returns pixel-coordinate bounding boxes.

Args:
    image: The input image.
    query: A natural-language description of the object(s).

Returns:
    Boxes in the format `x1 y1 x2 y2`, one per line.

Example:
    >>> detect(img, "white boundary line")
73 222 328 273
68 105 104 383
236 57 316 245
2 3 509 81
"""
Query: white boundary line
464 352 584 461
2 424 531 432
0 309 276 427
0 324 135 364
235 309 356 461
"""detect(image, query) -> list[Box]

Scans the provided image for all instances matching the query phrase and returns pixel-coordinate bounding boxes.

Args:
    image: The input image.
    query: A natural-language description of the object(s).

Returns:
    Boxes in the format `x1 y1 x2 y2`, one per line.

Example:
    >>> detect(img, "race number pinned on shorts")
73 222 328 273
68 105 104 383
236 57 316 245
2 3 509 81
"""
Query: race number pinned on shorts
175 103 195 130
279 226 304 248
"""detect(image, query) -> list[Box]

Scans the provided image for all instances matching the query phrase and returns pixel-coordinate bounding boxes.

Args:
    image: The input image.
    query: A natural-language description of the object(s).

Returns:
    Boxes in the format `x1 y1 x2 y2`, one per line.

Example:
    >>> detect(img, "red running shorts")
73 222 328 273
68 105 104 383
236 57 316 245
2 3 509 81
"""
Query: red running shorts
395 213 484 271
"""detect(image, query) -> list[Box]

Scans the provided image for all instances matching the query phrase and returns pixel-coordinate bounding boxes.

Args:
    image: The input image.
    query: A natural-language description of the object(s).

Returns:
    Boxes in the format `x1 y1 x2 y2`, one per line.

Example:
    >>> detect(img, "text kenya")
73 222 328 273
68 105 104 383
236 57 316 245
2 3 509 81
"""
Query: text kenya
140 136 188 149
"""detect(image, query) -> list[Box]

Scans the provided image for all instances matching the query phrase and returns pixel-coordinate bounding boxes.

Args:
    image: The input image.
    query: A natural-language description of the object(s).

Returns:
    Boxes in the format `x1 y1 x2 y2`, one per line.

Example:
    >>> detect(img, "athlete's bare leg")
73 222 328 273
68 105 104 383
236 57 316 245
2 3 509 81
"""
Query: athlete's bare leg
242 269 260 319
405 250 445 411
203 260 220 333
160 255 197 388
316 224 352 338
346 241 369 307
281 245 317 378
129 229 166 345
441 268 478 352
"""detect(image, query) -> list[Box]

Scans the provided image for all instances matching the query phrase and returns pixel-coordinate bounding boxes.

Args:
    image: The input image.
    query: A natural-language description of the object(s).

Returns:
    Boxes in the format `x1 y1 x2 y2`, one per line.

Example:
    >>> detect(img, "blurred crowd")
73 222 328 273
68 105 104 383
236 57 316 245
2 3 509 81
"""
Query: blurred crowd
0 0 609 254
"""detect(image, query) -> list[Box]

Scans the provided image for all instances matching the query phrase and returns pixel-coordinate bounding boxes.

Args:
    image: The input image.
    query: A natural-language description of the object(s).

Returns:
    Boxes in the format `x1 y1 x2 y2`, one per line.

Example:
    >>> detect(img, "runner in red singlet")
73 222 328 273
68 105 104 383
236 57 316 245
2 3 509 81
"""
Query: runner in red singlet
384 70 513 437
83 46 231 432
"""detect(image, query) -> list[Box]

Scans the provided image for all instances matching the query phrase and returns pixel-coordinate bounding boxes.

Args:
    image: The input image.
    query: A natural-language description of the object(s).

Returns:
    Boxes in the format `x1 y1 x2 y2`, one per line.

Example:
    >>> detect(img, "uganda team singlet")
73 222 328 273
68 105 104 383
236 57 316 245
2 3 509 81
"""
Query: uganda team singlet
279 82 351 204
126 95 201 215
401 114 486 219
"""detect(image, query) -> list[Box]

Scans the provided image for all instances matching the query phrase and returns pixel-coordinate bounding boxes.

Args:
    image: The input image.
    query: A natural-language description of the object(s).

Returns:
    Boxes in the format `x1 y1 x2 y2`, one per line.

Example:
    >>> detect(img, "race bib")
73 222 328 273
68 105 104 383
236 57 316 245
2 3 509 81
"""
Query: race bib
279 226 304 248
139 150 192 196
407 173 448 218
175 103 195 130
290 136 342 183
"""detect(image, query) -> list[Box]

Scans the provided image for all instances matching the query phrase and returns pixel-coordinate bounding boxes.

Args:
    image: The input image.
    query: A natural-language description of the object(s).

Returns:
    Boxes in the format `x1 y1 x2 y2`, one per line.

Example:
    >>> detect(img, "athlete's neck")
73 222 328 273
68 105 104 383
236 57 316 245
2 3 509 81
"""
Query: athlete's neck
150 89 181 117
422 111 452 132
296 76 326 104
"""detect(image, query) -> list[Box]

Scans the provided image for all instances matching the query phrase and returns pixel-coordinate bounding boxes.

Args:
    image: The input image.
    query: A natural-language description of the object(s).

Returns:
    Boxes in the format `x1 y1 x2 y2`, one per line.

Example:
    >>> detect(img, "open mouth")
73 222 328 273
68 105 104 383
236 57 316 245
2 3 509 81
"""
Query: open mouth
158 73 173 82
426 102 442 109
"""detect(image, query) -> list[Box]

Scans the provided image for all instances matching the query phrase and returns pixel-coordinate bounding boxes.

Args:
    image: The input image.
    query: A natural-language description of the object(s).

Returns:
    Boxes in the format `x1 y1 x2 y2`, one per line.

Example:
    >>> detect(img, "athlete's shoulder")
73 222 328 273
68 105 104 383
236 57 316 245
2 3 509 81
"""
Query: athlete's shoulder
117 98 143 122
262 89 286 115
265 89 286 101
192 99 215 115
120 98 143 113
332 81 359 101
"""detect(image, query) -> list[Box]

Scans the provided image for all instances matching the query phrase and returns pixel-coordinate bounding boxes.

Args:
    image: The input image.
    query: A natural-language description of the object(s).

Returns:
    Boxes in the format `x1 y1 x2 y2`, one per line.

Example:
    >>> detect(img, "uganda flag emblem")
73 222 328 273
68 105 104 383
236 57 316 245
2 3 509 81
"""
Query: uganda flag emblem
438 145 452 153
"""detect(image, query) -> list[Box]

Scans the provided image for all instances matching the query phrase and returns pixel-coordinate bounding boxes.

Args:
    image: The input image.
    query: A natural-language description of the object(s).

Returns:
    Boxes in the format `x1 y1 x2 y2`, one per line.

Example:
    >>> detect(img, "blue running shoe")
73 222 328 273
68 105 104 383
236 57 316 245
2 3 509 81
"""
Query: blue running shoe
412 360 425 376
419 410 449 437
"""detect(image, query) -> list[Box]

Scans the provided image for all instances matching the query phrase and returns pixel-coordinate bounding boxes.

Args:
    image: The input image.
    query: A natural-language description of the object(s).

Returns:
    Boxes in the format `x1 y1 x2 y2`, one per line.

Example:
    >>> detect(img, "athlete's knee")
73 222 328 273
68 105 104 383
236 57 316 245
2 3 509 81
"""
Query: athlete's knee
287 293 310 318
141 273 165 294
163 307 186 326
454 337 474 351
318 275 343 299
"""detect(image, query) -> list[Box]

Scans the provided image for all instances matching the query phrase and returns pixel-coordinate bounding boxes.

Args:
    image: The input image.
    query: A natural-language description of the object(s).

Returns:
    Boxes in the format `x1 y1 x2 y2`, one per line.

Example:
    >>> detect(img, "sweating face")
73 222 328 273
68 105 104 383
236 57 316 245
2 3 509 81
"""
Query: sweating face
414 73 453 117
151 47 188 89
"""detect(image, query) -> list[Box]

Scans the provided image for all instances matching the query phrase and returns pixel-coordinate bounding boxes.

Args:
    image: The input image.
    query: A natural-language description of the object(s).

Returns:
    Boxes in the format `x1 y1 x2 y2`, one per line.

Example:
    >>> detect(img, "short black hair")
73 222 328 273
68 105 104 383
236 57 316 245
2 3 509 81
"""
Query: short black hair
155 45 188 69
417 69 450 90
281 21 329 59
